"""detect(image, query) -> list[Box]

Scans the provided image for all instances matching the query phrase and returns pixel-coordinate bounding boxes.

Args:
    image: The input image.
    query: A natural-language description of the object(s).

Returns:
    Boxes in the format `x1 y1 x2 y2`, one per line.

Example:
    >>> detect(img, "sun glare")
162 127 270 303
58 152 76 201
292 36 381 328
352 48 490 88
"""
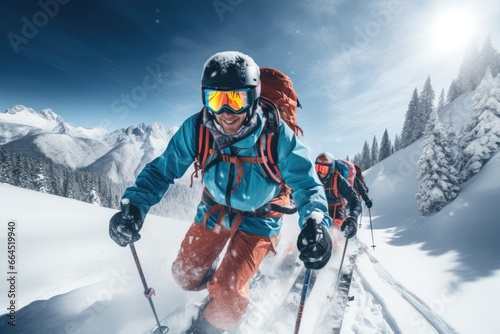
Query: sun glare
429 8 476 55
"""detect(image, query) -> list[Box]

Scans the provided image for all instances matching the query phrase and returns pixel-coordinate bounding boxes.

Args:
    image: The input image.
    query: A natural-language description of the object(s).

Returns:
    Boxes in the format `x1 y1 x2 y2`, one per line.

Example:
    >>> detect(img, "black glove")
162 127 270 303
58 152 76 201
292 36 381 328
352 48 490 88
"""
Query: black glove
109 201 144 247
365 199 373 209
297 218 332 270
341 216 357 239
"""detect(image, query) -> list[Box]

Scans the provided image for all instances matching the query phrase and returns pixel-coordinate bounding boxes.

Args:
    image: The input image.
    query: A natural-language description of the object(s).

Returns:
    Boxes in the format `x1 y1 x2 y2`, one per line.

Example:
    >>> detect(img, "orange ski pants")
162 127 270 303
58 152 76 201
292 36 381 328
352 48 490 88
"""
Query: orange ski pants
171 222 275 330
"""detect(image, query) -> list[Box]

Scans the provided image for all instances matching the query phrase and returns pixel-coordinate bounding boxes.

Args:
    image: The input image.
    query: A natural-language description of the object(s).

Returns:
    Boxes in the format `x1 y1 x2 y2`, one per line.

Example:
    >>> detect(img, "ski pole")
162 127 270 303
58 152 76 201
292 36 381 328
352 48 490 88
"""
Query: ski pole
368 207 376 250
329 237 349 306
358 207 363 228
130 243 169 334
294 267 312 334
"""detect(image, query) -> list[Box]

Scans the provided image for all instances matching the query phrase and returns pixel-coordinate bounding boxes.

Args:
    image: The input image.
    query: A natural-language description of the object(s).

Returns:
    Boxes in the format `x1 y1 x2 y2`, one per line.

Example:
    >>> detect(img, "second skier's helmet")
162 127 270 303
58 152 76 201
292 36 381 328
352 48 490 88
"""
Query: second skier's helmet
201 51 260 116
315 152 335 179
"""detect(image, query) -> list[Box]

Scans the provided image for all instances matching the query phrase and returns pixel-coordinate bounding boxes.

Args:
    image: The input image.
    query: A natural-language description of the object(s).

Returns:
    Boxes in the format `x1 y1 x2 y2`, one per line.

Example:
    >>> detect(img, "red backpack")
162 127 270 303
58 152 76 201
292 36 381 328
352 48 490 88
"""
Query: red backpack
259 68 303 136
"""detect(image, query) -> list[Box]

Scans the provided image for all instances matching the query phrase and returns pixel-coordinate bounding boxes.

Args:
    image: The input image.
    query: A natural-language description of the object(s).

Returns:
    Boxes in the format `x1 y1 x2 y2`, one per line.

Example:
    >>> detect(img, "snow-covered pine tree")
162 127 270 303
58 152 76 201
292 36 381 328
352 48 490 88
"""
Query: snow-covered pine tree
371 136 379 166
32 160 48 193
379 129 392 161
456 68 500 182
417 76 436 139
416 110 459 215
447 79 461 103
445 113 458 168
479 35 500 78
437 88 445 112
457 43 482 94
352 153 361 167
0 145 11 184
360 140 371 170
394 133 401 152
401 88 420 148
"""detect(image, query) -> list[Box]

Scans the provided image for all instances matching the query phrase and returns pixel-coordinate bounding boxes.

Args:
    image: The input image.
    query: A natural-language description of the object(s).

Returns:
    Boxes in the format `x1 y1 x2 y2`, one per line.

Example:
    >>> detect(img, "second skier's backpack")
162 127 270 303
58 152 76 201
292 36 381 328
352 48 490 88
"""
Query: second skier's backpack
335 159 356 188
192 67 302 188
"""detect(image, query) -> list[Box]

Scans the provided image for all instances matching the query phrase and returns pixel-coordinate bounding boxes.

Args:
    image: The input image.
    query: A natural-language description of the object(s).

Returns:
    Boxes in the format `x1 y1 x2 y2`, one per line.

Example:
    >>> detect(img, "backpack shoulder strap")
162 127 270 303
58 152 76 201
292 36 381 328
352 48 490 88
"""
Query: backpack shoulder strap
194 110 209 166
256 100 282 184
191 110 216 187
192 104 284 186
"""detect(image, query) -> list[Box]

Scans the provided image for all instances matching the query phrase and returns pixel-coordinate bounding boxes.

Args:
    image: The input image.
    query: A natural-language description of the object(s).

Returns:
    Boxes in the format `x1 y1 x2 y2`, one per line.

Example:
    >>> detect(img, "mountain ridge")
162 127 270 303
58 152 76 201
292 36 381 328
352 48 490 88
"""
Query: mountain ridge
0 105 178 183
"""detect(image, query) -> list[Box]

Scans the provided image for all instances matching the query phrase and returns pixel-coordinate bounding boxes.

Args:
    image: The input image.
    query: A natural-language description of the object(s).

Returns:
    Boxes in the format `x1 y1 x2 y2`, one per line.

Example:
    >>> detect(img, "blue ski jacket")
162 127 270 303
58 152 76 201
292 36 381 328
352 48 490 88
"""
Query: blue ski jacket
123 110 332 237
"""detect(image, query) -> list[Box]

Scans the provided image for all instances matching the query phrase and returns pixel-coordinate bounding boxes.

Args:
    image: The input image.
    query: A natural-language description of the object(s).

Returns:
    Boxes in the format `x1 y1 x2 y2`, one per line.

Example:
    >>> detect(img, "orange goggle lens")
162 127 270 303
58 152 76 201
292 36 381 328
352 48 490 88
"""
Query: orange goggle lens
204 89 251 114
315 164 331 175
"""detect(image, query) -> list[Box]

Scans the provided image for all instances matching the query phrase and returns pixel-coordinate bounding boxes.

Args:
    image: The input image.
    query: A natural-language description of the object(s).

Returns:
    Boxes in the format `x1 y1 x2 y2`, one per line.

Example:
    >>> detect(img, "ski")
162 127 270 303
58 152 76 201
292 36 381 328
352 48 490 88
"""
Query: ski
322 252 358 334
255 265 313 333
237 248 305 333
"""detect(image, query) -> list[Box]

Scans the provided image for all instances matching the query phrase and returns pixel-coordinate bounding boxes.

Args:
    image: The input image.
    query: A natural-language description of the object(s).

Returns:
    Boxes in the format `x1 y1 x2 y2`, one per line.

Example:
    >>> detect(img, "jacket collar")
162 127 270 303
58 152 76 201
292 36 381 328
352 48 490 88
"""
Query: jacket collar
202 106 264 150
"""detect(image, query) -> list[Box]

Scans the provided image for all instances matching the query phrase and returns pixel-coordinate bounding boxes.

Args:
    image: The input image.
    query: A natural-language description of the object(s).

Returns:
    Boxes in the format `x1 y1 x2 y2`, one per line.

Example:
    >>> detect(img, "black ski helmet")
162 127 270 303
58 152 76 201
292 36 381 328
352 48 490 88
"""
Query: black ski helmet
201 51 260 113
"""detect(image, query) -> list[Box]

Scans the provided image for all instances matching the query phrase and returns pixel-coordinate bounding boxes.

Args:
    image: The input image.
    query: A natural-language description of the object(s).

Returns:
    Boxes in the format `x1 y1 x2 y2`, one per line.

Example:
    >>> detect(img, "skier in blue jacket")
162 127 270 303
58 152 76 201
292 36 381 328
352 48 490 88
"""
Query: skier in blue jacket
109 51 332 334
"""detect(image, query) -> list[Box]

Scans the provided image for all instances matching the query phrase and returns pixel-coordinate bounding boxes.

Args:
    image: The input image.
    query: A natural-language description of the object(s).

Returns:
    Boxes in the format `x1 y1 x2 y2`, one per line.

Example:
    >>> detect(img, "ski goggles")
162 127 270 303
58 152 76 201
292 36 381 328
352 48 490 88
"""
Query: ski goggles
203 88 252 114
315 164 331 175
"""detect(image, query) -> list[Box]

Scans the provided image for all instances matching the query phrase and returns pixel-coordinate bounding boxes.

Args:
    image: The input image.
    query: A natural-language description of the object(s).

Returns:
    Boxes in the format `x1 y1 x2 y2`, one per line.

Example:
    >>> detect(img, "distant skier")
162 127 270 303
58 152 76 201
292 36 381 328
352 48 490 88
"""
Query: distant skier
109 51 332 334
314 152 361 239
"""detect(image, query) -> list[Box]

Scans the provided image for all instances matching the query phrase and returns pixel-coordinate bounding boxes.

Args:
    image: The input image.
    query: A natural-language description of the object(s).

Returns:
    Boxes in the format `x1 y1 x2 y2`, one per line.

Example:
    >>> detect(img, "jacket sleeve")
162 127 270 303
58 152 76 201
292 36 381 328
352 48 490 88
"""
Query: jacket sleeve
354 176 370 202
276 122 332 230
122 114 198 218
337 174 362 220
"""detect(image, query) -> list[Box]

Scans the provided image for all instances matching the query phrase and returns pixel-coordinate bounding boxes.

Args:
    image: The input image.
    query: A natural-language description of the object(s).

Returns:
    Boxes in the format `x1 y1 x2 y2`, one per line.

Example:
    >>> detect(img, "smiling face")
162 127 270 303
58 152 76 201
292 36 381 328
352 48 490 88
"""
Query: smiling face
214 110 247 134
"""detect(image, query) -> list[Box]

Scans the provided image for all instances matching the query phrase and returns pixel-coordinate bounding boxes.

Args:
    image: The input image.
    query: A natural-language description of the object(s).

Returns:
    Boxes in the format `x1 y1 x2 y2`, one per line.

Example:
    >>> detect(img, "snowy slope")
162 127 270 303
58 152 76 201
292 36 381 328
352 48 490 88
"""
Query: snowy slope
1 91 500 333
0 152 499 333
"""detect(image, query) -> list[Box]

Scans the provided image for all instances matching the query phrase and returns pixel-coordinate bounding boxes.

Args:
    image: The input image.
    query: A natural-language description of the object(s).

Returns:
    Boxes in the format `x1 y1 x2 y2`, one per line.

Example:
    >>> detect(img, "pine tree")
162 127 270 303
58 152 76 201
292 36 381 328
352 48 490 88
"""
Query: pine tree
456 69 500 182
360 141 371 170
417 76 436 139
401 88 420 148
479 35 500 78
33 160 48 193
447 79 461 103
416 110 459 215
0 145 10 184
379 129 392 161
445 114 458 171
371 136 379 166
457 42 482 93
394 134 401 152
437 88 445 112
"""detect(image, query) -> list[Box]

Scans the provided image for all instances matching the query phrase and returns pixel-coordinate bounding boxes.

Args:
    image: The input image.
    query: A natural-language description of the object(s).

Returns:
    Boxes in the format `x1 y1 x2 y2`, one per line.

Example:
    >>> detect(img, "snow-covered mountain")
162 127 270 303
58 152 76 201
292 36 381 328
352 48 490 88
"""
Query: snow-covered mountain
0 105 178 183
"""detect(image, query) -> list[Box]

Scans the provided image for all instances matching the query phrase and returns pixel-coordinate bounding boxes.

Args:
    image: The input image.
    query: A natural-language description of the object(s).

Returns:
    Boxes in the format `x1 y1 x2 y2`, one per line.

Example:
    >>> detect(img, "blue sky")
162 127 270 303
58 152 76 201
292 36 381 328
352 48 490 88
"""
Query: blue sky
1 0 499 159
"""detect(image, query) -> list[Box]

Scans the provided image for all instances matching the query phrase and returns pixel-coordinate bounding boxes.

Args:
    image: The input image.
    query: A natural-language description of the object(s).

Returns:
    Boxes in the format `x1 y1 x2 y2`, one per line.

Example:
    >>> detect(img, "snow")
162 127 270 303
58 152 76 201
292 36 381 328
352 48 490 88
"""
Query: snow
1 92 500 333
1 144 500 333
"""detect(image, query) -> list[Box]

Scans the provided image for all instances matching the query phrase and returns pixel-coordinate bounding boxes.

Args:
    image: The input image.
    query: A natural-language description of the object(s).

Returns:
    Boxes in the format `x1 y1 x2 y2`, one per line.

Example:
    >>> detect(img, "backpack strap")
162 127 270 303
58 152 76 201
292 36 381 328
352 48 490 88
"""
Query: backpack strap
191 102 285 187
191 111 214 187
257 99 283 184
